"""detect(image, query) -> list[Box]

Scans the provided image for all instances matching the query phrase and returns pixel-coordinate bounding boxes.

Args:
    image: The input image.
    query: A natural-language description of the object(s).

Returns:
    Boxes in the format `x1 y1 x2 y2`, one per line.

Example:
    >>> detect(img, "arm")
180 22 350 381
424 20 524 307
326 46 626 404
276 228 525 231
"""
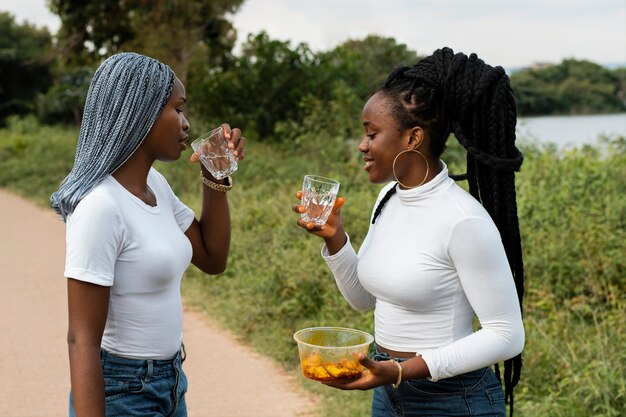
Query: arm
186 124 246 274
292 196 375 311
421 217 525 381
321 234 375 311
67 279 110 417
184 175 230 274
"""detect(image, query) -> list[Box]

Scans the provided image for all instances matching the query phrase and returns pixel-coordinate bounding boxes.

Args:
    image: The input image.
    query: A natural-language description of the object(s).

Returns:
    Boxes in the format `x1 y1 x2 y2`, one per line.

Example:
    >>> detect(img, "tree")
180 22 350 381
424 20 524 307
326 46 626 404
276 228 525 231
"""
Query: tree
189 31 319 139
36 66 93 125
49 0 245 83
613 67 626 104
510 59 626 115
275 36 420 148
0 12 54 122
318 35 420 102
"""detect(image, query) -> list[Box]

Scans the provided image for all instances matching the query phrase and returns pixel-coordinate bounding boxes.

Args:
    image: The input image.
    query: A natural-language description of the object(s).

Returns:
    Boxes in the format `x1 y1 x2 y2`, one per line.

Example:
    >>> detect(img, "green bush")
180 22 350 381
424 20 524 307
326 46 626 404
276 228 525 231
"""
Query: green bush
0 116 77 205
517 139 625 307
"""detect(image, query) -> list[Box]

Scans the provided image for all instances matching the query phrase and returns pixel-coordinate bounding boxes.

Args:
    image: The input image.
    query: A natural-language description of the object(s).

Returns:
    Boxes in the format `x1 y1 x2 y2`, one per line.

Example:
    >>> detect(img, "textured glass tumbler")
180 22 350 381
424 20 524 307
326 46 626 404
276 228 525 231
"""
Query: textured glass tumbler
301 175 340 226
191 127 238 179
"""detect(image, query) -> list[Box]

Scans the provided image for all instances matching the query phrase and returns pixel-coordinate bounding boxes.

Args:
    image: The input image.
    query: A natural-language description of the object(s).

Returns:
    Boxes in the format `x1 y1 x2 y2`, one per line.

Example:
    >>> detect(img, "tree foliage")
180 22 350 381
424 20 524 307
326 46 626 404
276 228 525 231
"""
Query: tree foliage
49 0 244 82
188 31 320 139
36 66 93 125
510 59 626 116
317 35 420 102
6 0 624 135
188 33 419 142
0 12 54 122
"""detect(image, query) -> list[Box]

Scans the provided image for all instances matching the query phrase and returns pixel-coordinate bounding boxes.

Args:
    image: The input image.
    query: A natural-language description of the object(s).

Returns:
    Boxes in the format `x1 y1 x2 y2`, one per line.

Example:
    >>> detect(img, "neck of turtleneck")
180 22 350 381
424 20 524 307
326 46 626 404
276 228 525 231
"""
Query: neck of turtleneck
395 161 452 204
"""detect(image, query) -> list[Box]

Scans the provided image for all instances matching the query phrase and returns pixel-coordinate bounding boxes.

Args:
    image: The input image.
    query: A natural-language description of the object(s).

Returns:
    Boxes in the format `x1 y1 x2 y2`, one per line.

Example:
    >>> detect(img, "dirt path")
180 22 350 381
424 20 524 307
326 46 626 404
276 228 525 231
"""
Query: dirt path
0 189 317 417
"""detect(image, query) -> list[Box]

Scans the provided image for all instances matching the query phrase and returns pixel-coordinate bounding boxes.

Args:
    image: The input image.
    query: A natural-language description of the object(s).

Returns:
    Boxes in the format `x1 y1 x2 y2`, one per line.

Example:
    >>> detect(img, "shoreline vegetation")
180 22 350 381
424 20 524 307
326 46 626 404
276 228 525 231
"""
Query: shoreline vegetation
1 118 624 416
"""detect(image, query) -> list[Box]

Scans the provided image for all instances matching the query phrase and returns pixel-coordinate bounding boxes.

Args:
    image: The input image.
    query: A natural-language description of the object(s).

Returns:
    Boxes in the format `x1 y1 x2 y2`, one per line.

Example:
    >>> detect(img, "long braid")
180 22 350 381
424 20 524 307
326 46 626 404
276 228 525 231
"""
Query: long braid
371 47 524 416
50 53 175 221
371 186 397 224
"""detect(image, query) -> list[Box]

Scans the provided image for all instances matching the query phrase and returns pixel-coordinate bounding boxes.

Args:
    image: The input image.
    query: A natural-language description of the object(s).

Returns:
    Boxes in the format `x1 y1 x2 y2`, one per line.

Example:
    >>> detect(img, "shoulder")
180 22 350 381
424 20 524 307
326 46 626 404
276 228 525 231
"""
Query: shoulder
69 178 122 224
437 183 502 244
444 182 493 221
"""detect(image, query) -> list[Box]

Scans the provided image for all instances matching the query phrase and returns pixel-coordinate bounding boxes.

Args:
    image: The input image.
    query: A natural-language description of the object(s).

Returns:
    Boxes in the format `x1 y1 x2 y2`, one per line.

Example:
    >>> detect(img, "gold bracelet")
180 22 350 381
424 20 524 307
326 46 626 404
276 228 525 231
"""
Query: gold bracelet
200 173 233 192
389 359 403 388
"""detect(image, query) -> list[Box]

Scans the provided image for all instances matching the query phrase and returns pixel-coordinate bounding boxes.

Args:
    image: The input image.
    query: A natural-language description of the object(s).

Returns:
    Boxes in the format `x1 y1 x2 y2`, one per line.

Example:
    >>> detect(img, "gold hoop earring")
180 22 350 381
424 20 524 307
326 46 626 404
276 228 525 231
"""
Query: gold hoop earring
392 149 429 189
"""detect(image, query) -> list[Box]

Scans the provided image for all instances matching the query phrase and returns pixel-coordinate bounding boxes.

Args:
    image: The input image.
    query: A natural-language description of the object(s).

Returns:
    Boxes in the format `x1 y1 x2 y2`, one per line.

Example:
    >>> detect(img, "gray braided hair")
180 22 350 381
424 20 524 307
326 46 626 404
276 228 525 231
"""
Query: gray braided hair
50 52 175 221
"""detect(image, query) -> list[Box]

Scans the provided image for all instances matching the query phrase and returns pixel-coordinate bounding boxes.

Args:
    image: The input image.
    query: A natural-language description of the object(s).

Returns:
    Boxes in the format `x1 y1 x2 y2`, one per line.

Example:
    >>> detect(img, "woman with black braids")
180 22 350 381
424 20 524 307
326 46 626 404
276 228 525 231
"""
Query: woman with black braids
293 47 525 416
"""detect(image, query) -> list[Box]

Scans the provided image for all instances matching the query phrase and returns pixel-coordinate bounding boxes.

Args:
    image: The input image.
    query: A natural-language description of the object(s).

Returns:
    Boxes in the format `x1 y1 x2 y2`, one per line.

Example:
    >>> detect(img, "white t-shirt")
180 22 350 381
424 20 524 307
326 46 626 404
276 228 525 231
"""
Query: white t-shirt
322 162 524 381
65 168 195 359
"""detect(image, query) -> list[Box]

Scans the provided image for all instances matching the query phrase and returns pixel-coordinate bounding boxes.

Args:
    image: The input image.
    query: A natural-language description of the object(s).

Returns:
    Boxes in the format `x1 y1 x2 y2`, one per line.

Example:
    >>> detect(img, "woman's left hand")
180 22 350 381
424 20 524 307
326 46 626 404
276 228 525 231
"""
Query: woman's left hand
189 123 247 163
221 123 246 162
321 354 398 391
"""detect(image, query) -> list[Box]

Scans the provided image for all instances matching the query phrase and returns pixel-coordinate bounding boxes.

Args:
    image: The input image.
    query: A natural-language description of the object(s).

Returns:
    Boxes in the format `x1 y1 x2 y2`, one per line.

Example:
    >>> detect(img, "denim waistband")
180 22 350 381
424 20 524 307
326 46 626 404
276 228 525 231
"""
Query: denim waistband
372 344 413 363
99 345 186 386
100 344 186 369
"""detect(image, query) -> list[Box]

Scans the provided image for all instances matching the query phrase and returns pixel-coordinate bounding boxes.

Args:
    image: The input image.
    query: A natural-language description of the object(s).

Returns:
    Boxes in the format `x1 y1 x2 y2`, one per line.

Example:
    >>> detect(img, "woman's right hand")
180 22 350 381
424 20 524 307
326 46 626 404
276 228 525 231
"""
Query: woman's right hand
292 192 347 254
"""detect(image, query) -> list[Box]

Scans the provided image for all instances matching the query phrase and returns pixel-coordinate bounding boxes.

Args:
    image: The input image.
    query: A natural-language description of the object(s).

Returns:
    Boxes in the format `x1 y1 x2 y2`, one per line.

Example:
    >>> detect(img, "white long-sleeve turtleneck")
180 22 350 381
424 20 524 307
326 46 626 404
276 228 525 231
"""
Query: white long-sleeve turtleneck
321 162 524 381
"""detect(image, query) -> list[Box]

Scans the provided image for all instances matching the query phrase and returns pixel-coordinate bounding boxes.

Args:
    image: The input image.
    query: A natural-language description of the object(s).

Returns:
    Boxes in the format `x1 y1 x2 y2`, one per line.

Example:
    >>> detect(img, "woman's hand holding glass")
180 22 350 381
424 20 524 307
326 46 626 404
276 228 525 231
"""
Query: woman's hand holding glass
293 193 347 254
189 123 246 179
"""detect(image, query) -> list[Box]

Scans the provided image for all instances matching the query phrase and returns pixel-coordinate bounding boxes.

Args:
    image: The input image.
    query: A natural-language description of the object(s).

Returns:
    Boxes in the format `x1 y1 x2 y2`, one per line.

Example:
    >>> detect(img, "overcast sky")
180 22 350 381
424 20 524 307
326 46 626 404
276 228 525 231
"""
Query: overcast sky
3 0 625 70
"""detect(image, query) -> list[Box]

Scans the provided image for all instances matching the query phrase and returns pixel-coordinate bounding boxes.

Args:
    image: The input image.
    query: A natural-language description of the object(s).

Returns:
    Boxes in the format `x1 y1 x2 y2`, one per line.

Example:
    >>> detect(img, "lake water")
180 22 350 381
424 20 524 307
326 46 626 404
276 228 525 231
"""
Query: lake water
516 113 626 148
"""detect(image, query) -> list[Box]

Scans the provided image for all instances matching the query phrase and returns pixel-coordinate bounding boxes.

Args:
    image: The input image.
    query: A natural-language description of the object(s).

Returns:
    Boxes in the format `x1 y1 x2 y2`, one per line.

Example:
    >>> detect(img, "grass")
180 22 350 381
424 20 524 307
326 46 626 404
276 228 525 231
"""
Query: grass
1 116 624 416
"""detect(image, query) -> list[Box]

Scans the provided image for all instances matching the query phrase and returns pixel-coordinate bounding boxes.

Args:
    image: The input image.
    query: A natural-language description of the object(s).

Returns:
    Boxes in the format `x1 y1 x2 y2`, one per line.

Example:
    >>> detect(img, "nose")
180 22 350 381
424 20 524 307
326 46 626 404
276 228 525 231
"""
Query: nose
358 136 368 153
182 113 190 132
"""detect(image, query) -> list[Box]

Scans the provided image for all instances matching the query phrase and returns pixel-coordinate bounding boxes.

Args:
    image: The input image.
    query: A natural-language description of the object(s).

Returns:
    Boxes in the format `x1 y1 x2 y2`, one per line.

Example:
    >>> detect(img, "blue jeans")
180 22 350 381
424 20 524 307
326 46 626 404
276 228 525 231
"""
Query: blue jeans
371 348 505 417
69 346 188 417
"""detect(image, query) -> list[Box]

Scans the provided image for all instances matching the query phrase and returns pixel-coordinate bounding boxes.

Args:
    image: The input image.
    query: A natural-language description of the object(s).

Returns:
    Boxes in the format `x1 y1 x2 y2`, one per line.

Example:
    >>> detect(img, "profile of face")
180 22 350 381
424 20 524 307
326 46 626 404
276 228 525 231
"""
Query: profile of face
142 78 190 162
359 92 411 184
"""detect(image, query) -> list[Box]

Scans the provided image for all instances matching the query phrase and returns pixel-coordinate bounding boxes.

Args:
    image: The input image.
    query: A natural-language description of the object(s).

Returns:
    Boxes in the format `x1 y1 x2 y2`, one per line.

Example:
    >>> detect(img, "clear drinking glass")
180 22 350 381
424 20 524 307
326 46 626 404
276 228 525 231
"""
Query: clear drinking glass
301 175 340 226
191 127 238 179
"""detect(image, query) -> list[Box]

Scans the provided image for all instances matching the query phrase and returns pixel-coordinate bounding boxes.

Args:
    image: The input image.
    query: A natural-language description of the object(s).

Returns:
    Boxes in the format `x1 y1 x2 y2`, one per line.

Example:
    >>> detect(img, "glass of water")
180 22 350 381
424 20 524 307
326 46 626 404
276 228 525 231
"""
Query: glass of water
301 175 340 226
191 126 238 179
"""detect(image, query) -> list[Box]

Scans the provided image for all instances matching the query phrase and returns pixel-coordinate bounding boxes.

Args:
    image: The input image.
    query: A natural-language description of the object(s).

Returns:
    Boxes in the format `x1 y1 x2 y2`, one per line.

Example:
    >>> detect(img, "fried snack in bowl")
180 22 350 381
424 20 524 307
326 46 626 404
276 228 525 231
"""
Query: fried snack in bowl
293 327 374 382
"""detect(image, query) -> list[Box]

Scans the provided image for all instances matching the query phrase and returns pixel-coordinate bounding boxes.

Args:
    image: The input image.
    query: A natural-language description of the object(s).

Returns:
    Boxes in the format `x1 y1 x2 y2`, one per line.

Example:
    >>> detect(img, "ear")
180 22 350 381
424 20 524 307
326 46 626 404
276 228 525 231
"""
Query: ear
407 126 425 149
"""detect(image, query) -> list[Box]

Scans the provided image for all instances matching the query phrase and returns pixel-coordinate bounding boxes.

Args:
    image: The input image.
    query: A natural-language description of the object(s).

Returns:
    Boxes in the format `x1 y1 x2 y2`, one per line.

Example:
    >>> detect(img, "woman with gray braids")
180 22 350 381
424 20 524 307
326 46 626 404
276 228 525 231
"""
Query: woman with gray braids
292 47 524 416
51 52 246 417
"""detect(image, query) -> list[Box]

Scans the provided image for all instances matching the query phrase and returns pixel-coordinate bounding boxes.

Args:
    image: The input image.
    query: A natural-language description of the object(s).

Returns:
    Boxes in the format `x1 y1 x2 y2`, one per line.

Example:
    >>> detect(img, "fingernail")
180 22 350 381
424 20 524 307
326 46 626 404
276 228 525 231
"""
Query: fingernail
307 222 313 229
298 206 305 213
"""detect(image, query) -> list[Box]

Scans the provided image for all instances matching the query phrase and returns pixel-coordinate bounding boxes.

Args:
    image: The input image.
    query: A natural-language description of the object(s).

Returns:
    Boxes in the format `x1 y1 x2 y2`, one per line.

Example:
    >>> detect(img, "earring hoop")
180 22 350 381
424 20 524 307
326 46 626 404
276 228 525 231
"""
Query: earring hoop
392 149 429 189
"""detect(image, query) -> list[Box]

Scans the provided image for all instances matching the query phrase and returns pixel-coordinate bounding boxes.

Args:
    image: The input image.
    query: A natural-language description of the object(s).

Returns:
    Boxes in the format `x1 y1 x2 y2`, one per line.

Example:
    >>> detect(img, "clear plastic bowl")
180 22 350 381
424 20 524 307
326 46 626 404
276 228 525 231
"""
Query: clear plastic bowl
293 327 374 382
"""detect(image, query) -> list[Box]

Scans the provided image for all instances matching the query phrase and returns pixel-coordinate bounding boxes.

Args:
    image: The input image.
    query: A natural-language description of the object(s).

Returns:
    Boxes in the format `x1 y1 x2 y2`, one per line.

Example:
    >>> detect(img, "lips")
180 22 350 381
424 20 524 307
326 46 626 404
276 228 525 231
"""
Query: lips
363 157 374 171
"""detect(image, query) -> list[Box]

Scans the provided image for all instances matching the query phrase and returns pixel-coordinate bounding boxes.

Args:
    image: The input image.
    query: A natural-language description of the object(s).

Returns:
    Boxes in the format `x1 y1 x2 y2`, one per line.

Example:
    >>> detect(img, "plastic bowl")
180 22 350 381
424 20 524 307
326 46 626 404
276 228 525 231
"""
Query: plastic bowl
293 327 374 382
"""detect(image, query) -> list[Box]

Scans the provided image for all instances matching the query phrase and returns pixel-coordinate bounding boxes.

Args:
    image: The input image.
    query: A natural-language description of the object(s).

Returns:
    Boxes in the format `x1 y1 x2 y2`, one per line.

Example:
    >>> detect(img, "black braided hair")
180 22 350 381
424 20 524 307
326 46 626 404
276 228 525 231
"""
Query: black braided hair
371 47 524 416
